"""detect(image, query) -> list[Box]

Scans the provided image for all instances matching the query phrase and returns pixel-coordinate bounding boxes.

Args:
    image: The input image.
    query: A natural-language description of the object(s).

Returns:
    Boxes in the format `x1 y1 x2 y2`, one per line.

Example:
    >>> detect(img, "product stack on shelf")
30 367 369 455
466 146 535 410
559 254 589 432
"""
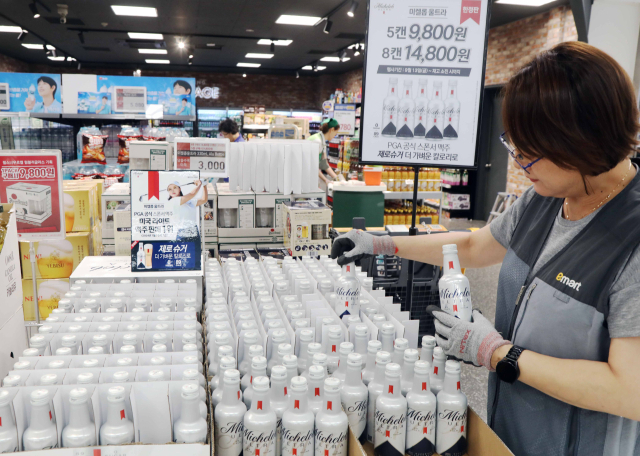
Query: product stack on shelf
0 278 210 453
20 179 104 322
203 249 468 456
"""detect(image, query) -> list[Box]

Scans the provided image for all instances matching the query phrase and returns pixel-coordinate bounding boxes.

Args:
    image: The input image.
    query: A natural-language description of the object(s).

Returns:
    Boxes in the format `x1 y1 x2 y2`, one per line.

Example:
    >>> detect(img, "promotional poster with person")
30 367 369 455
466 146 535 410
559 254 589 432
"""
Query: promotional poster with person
0 73 62 114
130 170 208 271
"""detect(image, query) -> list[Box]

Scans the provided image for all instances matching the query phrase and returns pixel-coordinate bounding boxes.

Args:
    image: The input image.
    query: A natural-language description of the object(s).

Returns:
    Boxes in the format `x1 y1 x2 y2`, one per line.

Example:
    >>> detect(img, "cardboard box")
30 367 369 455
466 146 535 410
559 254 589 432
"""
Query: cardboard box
202 183 218 240
63 181 96 232
283 200 331 257
20 231 91 279
115 202 132 256
5 182 53 225
129 140 174 171
102 182 131 241
22 278 70 321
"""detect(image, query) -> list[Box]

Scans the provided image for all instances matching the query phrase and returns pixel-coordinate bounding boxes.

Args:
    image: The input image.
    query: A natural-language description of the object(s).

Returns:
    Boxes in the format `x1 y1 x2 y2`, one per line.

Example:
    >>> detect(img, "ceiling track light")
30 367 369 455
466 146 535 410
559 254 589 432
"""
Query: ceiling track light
313 62 318 72
77 62 81 70
78 31 84 44
296 71 300 79
340 49 347 61
270 41 275 53
323 19 333 34
29 1 40 18
17 30 26 41
354 43 361 56
347 0 359 17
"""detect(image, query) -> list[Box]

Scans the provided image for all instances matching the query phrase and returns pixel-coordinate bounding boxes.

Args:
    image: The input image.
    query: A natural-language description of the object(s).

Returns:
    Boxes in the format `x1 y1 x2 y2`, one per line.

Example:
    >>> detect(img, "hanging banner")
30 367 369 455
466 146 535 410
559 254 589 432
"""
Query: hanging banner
130 170 205 272
359 0 490 168
0 73 62 114
334 104 357 136
0 150 65 241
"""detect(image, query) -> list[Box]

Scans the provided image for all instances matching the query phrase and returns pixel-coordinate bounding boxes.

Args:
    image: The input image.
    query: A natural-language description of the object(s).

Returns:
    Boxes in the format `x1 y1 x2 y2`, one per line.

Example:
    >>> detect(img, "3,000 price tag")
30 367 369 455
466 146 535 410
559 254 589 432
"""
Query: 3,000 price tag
191 156 226 172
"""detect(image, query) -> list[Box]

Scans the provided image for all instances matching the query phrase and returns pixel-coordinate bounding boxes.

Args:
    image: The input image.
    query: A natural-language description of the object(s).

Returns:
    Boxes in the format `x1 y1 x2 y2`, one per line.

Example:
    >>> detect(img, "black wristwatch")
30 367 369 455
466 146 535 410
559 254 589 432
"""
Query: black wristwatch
496 345 525 384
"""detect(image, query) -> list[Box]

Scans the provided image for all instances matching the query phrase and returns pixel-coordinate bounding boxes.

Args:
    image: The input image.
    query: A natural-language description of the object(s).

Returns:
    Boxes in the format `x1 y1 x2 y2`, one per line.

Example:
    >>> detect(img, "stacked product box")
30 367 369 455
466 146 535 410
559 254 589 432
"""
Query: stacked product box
0 278 211 454
282 200 332 257
101 183 131 253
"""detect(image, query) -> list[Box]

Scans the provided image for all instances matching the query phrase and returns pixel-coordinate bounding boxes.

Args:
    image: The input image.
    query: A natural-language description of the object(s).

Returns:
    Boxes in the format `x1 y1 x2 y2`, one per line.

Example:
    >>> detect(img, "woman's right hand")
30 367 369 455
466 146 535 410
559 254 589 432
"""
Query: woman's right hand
331 230 398 266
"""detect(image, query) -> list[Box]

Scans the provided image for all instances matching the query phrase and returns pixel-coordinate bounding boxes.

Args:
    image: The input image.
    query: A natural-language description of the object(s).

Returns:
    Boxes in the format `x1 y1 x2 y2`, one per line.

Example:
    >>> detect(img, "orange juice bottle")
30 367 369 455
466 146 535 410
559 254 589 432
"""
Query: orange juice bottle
401 168 409 191
381 167 389 189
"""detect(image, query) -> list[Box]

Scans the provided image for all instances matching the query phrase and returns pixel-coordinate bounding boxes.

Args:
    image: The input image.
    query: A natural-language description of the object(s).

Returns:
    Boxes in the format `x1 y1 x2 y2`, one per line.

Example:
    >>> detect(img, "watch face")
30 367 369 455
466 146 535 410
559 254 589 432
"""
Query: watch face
496 359 519 384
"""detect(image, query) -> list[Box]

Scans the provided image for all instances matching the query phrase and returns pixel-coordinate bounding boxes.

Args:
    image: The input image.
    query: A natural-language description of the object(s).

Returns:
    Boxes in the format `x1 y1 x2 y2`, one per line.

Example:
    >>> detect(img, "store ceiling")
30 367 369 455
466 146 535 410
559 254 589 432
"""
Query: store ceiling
0 0 569 75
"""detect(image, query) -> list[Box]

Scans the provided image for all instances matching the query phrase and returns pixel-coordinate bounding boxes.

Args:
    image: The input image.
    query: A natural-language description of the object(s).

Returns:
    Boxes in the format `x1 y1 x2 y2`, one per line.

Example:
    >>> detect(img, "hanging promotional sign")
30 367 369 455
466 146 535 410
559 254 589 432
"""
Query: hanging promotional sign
0 73 62 114
130 170 205 271
174 137 229 178
360 0 490 168
334 104 357 136
0 150 65 241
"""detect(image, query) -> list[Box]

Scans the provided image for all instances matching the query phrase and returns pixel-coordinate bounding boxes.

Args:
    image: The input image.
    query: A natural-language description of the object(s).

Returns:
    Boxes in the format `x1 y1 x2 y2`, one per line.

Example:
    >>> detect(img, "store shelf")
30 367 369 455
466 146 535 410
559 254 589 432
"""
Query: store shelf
2 112 60 119
61 114 196 121
384 191 443 200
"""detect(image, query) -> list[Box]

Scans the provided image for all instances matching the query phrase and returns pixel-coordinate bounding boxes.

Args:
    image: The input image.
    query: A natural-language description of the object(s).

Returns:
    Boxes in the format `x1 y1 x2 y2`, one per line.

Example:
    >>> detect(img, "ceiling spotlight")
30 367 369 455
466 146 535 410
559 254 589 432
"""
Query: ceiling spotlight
313 63 318 72
188 54 193 65
323 19 333 34
178 41 185 49
270 41 275 53
296 71 300 79
354 44 361 56
78 31 84 44
17 30 27 41
188 54 193 59
29 1 40 18
243 74 247 77
347 1 359 17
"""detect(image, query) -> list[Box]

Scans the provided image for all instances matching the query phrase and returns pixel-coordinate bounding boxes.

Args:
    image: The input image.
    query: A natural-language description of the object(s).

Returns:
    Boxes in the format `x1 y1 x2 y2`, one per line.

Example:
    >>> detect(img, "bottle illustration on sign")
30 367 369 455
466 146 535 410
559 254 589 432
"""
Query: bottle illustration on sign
426 82 444 140
443 80 461 139
382 78 399 137
414 79 429 138
396 81 415 139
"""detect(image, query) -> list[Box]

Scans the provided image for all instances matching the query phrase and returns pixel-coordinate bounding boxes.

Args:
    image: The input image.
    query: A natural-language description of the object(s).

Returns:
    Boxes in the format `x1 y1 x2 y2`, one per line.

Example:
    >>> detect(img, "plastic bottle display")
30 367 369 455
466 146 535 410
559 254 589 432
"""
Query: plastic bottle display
374 363 407 456
443 80 461 140
243 376 277 456
362 340 382 386
430 347 446 396
61 388 97 448
426 82 445 140
23 390 58 450
367 351 391 443
438 244 473 321
421 336 436 363
215 369 247 456
0 391 18 453
335 263 361 319
174 383 208 443
400 349 419 396
382 78 400 137
396 81 416 139
315 378 349 456
406 361 437 456
99 386 134 445
281 377 315 456
414 79 429 138
340 353 369 444
436 361 468 456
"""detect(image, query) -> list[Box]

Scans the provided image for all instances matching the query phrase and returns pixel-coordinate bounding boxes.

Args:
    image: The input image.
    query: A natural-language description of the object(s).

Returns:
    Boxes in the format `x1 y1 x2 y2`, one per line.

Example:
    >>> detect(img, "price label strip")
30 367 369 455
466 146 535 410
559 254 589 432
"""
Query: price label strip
114 86 147 113
176 140 228 178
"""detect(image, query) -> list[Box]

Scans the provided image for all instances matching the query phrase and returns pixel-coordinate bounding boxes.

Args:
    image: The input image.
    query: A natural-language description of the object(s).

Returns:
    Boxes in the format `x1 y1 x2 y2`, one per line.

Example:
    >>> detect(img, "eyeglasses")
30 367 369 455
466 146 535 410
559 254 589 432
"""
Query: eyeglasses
500 132 542 174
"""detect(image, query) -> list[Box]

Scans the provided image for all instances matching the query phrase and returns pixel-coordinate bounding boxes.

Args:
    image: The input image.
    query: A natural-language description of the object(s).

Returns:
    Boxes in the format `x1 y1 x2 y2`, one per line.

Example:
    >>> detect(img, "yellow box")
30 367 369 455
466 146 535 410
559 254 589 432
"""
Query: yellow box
63 183 95 232
22 278 69 321
20 232 90 279
68 180 101 224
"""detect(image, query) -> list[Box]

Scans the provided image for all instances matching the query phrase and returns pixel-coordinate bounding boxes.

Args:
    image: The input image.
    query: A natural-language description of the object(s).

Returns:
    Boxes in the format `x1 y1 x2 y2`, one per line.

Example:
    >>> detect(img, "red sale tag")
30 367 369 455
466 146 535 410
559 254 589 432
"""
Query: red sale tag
460 0 481 24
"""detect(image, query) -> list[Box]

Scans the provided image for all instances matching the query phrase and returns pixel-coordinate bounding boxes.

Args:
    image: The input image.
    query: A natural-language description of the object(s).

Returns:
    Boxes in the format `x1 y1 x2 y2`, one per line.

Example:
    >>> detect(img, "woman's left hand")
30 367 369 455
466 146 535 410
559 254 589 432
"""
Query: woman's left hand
427 306 511 369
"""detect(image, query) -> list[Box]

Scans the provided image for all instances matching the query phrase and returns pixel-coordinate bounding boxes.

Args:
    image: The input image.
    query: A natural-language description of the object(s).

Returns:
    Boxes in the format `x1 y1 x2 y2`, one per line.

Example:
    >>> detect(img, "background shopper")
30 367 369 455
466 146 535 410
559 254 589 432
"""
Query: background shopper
332 41 640 456
309 118 340 185
218 118 244 142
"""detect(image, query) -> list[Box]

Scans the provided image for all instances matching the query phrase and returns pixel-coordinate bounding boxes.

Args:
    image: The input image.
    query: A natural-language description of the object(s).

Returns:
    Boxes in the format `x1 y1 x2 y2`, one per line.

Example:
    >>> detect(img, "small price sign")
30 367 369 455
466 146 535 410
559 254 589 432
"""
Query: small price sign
335 103 357 136
175 138 229 178
114 86 147 113
0 83 9 111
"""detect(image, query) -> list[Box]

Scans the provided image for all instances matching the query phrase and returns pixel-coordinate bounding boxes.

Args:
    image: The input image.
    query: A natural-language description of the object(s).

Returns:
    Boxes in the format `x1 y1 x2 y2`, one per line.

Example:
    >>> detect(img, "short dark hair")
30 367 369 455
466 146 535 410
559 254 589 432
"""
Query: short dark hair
173 79 192 94
102 96 108 100
37 76 57 99
502 41 639 177
219 118 239 135
321 123 339 135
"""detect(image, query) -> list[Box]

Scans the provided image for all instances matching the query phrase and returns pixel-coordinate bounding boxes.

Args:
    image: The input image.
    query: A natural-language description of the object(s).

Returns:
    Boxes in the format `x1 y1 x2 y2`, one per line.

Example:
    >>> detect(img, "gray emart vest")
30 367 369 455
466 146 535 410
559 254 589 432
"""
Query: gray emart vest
489 173 640 456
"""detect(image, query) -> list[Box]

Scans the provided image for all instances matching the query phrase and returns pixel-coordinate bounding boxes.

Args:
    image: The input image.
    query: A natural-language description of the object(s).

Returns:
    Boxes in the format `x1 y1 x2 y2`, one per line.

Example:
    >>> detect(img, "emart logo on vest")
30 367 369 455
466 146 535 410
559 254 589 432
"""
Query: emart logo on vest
556 272 582 291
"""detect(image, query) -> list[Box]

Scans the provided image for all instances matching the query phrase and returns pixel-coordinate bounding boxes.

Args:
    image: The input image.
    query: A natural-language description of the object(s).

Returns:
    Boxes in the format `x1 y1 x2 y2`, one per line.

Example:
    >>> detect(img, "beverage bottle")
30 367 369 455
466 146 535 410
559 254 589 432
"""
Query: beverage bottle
215 369 247 456
307 364 326 416
325 327 343 374
421 336 436 363
0 390 18 453
462 170 469 187
213 357 239 407
362 340 382 386
335 263 361 318
382 78 399 137
367 350 391 443
27 84 36 112
379 323 395 353
340 353 368 444
406 360 437 456
283 354 299 389
267 330 288 376
392 338 409 366
29 335 48 356
281 376 315 456
300 344 323 380
270 365 289 456
438 244 472 321
396 81 415 139
414 79 429 137
436 361 467 456
242 346 265 392
211 347 234 384
211 332 233 376
23 389 58 450
275 344 294 374
174 383 208 443
332 342 354 384
374 363 407 456
296 329 315 374
243 376 277 456
443 80 460 140
315 378 349 456
61 388 97 448
430 347 446 396
354 325 370 365
426 82 444 140
244 356 268 409
401 349 419 396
